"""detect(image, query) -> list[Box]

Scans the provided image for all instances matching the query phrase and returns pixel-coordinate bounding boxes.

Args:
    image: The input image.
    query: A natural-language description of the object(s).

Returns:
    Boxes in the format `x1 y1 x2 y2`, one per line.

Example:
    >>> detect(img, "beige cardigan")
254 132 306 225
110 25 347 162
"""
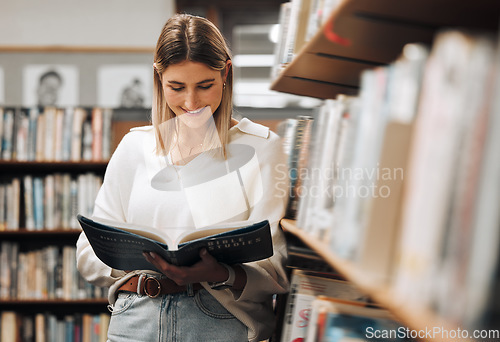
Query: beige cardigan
76 118 290 342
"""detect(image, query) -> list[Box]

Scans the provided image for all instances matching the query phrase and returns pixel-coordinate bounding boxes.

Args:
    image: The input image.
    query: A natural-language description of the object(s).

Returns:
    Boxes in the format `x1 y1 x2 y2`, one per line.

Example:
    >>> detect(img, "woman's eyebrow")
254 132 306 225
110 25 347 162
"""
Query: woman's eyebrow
167 78 215 85
197 78 215 84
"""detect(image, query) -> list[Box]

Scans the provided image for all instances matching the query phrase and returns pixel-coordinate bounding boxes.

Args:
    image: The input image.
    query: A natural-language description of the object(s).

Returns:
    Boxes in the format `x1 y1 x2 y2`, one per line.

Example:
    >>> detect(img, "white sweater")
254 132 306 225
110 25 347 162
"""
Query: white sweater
76 118 290 342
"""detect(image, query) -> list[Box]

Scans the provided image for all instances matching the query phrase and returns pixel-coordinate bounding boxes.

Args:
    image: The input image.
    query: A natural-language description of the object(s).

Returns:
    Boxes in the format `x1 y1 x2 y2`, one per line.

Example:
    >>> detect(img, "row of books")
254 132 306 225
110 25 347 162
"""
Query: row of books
0 311 109 342
272 0 341 79
281 28 500 331
0 242 107 301
279 269 406 342
0 172 102 231
0 106 113 162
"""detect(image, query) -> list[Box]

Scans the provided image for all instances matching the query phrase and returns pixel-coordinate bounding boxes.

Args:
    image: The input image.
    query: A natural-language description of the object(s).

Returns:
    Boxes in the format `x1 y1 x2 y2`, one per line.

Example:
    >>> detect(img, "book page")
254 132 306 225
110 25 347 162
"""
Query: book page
177 219 256 245
91 216 173 247
92 216 256 249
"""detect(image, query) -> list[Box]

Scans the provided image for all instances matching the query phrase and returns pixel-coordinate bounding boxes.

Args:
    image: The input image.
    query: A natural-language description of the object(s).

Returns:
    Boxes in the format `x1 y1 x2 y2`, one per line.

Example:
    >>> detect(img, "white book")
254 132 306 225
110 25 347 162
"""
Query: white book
44 175 55 230
462 39 500 329
102 108 113 160
273 2 293 79
308 100 340 239
305 0 324 42
393 31 487 308
91 107 103 161
27 107 39 161
71 108 85 162
1 312 19 342
23 175 35 231
0 242 12 298
296 104 329 231
283 0 301 64
331 66 390 260
43 107 56 161
54 108 65 161
35 110 45 161
434 34 497 324
62 107 74 161
293 0 314 55
6 178 20 230
15 109 29 161
321 0 342 26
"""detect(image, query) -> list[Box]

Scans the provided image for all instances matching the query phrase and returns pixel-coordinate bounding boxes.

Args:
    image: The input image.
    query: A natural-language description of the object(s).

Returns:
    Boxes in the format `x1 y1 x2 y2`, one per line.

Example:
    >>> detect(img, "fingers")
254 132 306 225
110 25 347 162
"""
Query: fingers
142 249 223 285
143 251 190 285
199 248 216 264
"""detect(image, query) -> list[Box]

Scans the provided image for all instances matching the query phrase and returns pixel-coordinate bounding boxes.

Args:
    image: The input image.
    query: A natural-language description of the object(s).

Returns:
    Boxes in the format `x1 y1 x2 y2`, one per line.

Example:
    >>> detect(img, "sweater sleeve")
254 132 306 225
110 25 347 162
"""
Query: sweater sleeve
224 132 290 302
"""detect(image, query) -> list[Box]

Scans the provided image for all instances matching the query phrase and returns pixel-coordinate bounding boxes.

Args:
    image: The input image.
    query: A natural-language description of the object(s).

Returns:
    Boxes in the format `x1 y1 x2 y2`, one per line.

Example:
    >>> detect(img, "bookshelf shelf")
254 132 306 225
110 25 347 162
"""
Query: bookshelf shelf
280 219 468 342
271 0 500 99
0 161 108 173
0 229 81 237
0 299 108 306
0 299 109 317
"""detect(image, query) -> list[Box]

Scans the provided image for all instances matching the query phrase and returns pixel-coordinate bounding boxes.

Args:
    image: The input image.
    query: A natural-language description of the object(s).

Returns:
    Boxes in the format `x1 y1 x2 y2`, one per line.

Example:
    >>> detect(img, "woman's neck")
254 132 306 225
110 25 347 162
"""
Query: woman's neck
176 121 208 147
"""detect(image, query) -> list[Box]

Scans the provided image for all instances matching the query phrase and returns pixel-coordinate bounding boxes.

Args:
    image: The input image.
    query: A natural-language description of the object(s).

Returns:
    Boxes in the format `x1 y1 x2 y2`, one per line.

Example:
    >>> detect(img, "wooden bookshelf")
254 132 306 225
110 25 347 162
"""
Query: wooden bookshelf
271 0 500 99
280 219 468 342
0 161 108 173
0 229 81 239
0 299 108 306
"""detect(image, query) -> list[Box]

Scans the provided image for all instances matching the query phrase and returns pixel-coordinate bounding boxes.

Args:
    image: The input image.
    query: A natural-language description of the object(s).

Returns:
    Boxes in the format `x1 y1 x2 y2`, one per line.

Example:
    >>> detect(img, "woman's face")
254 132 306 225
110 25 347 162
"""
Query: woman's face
161 60 224 129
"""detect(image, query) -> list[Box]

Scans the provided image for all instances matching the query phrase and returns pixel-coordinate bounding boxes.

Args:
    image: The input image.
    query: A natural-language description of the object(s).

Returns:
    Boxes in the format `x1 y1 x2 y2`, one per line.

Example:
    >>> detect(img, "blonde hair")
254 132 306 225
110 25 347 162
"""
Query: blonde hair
152 14 233 157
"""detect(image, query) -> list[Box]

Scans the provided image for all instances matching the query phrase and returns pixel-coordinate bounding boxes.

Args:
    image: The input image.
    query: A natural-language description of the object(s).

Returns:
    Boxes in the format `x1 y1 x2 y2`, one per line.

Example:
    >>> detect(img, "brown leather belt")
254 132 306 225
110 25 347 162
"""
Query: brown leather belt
118 274 203 298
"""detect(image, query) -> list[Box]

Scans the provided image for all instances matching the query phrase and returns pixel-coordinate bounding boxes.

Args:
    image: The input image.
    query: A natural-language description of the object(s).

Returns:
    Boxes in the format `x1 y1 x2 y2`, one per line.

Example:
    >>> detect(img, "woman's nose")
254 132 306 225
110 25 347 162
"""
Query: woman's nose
184 90 199 111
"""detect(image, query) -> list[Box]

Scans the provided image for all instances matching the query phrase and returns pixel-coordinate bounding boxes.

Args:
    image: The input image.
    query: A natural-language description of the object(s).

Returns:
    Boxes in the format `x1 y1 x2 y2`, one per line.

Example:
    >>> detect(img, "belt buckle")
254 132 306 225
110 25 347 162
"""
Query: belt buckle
144 276 162 298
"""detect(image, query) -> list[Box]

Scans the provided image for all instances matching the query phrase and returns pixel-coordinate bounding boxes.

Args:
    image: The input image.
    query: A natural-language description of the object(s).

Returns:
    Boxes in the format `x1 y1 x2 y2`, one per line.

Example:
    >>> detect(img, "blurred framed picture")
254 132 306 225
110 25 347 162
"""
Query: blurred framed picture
23 64 79 107
97 64 152 108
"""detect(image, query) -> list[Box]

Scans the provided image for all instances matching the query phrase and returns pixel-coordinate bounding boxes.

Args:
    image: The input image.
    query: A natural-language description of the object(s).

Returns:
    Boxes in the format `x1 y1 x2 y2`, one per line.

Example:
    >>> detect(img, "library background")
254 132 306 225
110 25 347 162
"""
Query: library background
1 0 499 341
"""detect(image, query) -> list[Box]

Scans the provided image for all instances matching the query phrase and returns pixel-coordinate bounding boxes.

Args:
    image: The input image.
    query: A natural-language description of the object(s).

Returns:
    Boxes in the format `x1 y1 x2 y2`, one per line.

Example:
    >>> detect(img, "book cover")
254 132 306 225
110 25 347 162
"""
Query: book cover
285 116 314 219
0 107 3 159
27 107 39 161
308 296 404 342
77 215 274 270
1 109 14 160
14 108 29 161
280 269 368 342
91 107 103 161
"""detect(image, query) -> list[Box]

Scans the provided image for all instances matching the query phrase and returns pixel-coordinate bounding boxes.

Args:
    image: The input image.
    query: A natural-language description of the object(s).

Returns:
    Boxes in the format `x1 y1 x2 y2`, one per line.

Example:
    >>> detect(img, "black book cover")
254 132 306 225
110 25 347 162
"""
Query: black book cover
77 214 273 271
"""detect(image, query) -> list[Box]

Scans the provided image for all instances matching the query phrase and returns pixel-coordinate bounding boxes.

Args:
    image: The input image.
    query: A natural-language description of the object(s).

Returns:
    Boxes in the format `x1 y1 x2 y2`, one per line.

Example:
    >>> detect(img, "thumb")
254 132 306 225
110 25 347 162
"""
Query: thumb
199 248 214 262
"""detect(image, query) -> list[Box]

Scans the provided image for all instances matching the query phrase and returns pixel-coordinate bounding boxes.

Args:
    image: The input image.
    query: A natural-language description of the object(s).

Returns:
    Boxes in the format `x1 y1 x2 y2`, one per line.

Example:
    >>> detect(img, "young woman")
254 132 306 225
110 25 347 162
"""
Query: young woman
76 13 289 342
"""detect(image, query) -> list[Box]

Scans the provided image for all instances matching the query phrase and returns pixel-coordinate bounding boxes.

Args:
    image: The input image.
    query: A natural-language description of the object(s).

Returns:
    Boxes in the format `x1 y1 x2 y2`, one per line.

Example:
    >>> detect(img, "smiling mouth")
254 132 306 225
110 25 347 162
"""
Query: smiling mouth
184 106 207 115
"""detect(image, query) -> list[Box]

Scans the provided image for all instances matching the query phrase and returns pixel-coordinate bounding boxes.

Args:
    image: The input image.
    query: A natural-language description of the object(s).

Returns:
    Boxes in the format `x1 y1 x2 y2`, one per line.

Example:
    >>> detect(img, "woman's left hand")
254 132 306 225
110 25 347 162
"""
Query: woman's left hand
143 248 228 286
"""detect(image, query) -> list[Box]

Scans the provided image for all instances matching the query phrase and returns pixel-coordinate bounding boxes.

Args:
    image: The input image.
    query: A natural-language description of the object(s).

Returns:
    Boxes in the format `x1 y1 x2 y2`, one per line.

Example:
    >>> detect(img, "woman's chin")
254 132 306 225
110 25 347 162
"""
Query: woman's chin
178 107 213 129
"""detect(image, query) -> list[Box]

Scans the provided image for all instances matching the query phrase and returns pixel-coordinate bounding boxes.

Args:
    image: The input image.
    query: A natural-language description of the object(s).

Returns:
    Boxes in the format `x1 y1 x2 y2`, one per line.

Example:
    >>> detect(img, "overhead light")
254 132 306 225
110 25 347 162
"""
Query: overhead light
233 54 275 67
269 24 280 43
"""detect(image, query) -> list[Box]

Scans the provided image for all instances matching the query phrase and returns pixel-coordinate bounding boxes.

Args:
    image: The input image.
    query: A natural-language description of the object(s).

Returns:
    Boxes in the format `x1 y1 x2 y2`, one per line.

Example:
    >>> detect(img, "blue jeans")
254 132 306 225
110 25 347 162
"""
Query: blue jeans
106 289 248 342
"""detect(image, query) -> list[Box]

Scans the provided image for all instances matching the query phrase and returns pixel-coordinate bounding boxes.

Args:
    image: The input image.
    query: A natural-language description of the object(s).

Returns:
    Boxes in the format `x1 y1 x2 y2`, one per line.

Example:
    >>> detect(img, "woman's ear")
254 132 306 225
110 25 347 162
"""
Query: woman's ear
224 59 232 82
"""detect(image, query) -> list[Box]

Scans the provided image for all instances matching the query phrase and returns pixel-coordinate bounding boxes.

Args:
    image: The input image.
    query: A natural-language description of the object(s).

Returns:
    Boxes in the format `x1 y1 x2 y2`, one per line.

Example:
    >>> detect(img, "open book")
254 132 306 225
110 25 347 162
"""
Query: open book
77 215 273 271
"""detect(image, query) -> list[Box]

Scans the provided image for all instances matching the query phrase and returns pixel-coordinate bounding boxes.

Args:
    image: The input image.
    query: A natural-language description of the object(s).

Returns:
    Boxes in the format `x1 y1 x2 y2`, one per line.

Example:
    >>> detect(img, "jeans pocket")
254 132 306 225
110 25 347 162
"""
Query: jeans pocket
110 292 137 316
193 290 235 319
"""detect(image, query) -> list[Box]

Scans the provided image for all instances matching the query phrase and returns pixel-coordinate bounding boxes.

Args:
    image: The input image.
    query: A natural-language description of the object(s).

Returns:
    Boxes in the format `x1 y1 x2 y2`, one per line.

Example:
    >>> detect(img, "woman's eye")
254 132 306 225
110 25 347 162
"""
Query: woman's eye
171 87 184 92
199 84 213 90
